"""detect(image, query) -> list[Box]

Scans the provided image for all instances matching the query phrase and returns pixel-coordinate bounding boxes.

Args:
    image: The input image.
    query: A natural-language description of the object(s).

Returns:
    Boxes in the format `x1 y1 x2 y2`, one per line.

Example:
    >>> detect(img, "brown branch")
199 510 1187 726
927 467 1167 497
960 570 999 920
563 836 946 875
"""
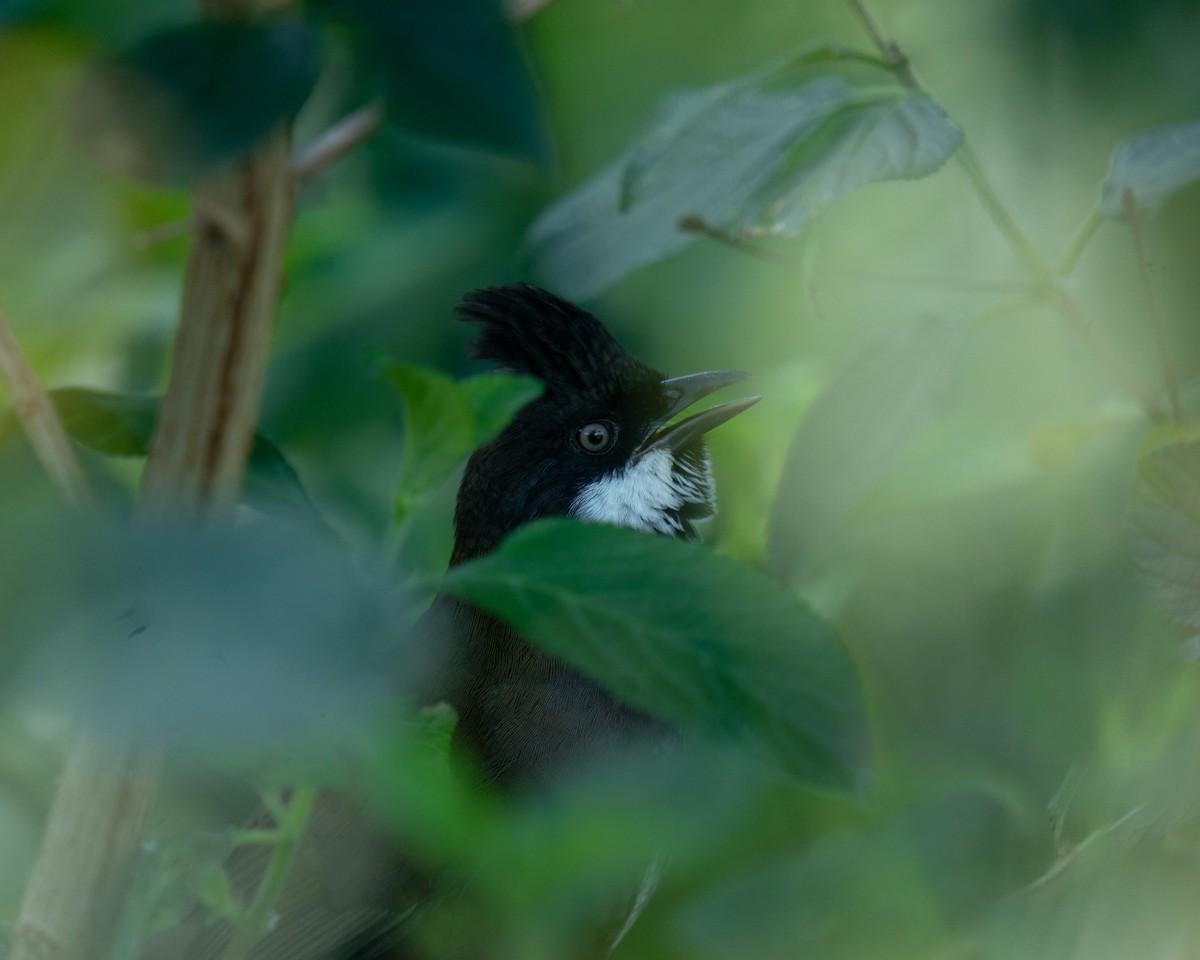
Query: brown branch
137 103 383 249
0 312 92 507
13 2 300 952
292 100 385 186
140 128 294 514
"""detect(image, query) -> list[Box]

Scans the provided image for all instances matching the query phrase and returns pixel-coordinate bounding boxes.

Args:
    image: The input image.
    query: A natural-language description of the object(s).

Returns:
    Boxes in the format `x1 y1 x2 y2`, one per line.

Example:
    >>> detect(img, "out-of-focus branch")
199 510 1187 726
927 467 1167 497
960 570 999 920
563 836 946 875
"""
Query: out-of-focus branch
292 100 384 186
137 101 384 248
0 312 92 507
506 0 560 21
140 127 293 513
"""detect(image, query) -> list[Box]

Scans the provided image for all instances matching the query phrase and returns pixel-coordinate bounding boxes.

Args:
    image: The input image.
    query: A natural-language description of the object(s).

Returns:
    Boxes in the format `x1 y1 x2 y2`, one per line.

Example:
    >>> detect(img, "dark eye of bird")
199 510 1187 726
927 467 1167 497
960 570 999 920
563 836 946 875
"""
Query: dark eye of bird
576 421 615 454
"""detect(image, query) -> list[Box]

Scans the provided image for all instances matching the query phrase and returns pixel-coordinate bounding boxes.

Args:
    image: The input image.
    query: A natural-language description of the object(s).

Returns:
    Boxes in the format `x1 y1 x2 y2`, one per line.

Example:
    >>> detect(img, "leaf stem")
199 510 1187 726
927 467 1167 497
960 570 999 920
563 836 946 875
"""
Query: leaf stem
1057 208 1105 277
846 0 1168 423
1123 188 1182 421
219 788 315 960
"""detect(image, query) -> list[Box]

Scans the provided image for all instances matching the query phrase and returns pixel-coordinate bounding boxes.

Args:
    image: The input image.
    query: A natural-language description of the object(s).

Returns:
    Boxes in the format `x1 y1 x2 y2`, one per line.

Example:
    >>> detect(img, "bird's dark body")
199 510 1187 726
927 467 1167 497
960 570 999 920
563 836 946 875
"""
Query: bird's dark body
429 597 666 791
140 285 753 960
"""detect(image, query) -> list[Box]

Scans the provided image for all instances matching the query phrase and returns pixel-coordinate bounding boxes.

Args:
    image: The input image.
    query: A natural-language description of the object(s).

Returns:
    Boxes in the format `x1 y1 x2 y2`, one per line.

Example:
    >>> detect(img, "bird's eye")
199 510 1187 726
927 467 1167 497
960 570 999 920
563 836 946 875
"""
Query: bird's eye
576 421 615 454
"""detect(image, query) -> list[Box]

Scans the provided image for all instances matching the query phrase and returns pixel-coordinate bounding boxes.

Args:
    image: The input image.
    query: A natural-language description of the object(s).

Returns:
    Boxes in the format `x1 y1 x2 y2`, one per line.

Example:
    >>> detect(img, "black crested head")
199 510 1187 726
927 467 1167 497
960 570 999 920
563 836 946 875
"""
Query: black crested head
450 284 758 564
455 284 660 395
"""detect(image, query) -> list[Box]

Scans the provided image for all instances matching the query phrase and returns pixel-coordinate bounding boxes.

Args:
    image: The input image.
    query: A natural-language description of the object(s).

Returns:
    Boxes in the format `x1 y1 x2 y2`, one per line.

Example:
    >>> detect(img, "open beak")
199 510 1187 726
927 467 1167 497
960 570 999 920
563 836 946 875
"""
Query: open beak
637 370 760 455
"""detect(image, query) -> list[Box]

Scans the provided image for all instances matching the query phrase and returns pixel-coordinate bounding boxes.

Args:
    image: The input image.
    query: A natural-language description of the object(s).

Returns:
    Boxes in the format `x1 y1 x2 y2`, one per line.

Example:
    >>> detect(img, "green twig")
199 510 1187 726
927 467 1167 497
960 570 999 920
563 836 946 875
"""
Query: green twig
1123 188 1182 421
219 788 315 960
846 0 1168 423
1058 208 1105 277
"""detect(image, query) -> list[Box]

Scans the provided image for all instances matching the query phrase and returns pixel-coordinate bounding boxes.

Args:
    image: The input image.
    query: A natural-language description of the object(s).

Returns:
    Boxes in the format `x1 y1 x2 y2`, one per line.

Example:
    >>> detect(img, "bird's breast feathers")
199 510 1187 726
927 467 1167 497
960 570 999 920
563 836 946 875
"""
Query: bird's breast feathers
569 446 715 537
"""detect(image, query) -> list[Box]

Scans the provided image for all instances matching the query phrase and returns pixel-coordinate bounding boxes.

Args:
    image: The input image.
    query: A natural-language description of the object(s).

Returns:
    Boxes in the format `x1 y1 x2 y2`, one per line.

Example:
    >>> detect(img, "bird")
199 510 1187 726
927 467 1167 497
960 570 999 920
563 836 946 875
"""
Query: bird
139 283 758 960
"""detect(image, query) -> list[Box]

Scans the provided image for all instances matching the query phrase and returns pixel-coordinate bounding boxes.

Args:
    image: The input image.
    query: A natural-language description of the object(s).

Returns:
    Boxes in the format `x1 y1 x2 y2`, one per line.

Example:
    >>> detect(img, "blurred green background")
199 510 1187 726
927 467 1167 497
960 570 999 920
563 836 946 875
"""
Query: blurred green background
2 0 1200 957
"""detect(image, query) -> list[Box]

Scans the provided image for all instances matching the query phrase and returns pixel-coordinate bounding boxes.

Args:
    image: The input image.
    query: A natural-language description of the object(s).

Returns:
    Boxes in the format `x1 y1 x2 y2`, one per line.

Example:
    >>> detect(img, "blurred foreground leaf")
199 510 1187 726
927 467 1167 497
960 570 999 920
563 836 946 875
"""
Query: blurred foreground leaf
528 56 961 298
768 318 964 583
383 363 540 519
0 387 319 523
1099 118 1200 218
1129 439 1200 631
73 20 320 182
443 518 867 791
311 0 547 159
0 513 412 750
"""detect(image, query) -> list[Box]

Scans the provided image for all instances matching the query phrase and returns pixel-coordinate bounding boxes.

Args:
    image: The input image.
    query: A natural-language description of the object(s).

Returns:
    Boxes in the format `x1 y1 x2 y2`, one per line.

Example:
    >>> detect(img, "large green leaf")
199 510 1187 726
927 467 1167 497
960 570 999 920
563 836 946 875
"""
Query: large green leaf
768 318 964 584
528 59 961 299
442 518 868 791
74 20 320 182
0 387 318 523
1100 119 1200 219
310 0 548 160
383 363 541 518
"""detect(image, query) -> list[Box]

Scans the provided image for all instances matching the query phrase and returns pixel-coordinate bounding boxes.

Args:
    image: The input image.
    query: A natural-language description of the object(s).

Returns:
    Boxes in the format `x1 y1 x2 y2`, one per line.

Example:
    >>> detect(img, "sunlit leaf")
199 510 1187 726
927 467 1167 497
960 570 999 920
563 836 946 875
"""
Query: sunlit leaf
0 388 319 523
311 0 547 159
1130 440 1200 629
528 59 961 298
383 363 540 517
1100 118 1200 219
73 20 320 182
768 318 964 583
443 518 868 791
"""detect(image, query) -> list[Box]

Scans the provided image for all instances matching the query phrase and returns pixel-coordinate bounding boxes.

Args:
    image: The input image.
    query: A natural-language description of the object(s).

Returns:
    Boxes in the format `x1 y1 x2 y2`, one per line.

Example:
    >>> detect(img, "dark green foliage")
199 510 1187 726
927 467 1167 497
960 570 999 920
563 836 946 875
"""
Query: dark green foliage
444 518 868 791
74 20 321 182
308 0 548 160
0 388 319 523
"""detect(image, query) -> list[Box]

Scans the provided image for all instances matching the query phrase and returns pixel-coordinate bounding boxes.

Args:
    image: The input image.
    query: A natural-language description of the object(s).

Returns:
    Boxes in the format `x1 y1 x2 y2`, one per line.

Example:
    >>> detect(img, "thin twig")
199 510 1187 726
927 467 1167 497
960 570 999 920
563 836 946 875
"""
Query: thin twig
1123 188 1182 421
0 310 93 506
678 215 799 266
505 0 559 20
292 100 386 187
846 0 1168 423
138 103 385 249
1057 208 1104 277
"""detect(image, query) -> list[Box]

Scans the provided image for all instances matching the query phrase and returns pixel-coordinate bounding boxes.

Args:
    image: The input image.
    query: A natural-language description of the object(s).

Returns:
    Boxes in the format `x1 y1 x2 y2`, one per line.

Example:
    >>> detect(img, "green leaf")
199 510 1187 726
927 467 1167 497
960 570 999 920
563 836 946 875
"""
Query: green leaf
1130 440 1200 631
1100 119 1200 219
768 318 964 584
74 20 320 182
442 518 868 791
528 59 961 298
310 0 548 160
383 363 541 517
0 388 318 523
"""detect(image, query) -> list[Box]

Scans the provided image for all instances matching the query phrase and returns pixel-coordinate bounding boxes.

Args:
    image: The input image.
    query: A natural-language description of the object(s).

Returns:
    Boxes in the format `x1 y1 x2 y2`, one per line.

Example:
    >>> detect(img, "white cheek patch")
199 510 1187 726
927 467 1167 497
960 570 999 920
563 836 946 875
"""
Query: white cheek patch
569 447 715 535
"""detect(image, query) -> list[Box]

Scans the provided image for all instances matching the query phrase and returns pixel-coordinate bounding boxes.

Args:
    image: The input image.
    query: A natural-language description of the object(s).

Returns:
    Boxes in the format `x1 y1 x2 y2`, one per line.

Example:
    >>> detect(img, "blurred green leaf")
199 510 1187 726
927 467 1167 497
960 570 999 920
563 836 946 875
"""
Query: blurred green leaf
1099 118 1200 219
528 60 961 298
310 0 547 160
0 387 319 524
768 318 965 584
442 518 868 791
383 363 540 518
73 19 320 182
1130 440 1200 630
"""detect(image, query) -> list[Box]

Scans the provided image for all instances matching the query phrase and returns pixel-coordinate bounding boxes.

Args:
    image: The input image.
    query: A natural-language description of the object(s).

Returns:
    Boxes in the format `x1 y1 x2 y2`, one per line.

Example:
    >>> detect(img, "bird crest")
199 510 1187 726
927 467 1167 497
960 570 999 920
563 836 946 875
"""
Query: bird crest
455 284 659 392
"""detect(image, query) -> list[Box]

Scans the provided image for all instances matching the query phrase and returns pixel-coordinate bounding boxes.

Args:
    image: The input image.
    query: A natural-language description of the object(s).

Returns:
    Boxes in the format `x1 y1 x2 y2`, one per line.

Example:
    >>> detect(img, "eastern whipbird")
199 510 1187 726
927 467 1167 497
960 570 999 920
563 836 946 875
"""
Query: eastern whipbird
141 283 758 960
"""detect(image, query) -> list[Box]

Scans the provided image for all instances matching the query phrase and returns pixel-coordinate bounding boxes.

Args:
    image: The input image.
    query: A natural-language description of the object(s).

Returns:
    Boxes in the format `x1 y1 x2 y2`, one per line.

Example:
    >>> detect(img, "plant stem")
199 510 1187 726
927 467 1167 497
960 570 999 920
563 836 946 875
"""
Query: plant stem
1058 209 1104 277
846 0 1168 423
1123 188 1182 421
219 789 316 960
0 312 93 507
